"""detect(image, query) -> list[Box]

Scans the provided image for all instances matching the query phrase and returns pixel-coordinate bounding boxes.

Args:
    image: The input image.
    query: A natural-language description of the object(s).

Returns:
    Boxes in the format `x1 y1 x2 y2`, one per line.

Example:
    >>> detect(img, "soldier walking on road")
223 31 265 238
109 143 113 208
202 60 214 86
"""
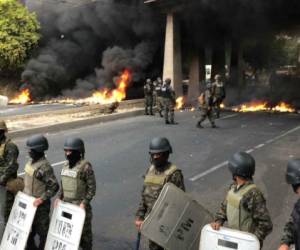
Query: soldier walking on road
144 78 154 115
196 83 216 128
155 77 163 117
161 78 177 124
0 120 19 225
212 74 226 118
24 134 59 250
56 137 96 250
211 152 273 248
135 137 185 250
278 159 300 250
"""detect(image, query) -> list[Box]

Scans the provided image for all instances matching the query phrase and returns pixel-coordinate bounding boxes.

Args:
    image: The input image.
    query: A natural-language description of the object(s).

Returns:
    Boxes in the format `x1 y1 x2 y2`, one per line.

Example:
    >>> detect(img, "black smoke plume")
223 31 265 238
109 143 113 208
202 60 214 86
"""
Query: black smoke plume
22 0 162 99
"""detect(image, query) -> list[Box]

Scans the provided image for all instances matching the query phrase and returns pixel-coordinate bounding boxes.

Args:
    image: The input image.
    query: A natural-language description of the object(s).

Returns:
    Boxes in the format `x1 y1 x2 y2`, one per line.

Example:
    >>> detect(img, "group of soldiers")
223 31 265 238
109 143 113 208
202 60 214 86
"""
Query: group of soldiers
134 137 300 250
0 120 96 250
1 100 300 250
144 74 226 128
144 77 177 125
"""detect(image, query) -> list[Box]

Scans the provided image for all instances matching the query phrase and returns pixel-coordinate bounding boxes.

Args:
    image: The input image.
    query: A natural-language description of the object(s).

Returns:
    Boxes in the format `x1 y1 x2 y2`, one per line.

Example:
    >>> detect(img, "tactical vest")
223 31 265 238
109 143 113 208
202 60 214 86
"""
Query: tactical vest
61 160 88 204
292 199 300 250
226 183 256 232
0 140 8 175
161 85 172 99
24 158 48 198
155 84 162 96
144 164 177 206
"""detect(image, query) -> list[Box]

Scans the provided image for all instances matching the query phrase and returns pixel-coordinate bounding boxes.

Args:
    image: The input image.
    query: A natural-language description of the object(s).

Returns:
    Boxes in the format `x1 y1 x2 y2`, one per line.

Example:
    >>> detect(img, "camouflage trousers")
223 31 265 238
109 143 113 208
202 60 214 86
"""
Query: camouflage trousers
163 99 175 123
156 97 164 116
145 96 154 115
4 190 14 223
198 108 215 126
26 200 50 250
80 203 93 250
149 240 164 250
214 97 223 118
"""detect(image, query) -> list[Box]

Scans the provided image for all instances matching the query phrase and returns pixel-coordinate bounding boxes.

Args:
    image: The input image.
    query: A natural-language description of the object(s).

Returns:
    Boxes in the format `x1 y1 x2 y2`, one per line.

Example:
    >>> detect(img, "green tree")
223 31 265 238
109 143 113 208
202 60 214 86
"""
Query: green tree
0 0 40 72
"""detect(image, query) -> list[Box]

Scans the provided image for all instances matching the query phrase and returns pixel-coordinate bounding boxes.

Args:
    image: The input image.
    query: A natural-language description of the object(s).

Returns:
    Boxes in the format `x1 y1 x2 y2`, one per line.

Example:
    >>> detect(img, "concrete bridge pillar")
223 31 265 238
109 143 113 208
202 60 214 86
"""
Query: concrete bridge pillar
188 52 200 104
163 12 183 96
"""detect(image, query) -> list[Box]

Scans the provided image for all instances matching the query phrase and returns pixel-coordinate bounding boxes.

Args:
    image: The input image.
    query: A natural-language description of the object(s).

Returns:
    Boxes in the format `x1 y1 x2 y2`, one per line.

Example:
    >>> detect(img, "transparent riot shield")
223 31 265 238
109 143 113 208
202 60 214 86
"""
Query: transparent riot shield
0 191 37 250
45 200 86 250
0 187 6 240
199 224 260 250
141 183 213 250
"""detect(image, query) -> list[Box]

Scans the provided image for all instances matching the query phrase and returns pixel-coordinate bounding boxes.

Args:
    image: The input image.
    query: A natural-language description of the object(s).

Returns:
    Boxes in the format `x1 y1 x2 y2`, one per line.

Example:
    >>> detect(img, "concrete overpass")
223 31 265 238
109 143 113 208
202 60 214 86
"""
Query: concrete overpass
144 0 299 104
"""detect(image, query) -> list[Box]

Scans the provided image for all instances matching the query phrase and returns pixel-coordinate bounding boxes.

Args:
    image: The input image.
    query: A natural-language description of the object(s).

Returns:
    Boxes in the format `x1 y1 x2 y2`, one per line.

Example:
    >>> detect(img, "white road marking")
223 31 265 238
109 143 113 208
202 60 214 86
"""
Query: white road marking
18 160 66 176
189 125 300 182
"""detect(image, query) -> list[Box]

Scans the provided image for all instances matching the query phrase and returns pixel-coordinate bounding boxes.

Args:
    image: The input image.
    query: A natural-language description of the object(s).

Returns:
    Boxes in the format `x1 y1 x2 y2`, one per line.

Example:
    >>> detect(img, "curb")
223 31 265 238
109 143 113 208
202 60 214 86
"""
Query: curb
8 109 144 139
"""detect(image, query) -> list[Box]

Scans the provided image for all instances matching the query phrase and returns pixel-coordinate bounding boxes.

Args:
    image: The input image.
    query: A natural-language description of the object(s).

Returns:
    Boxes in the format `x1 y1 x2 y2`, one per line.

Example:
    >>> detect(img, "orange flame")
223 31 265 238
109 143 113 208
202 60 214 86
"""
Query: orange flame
233 101 295 113
176 96 185 110
9 89 32 104
42 69 131 105
233 101 268 112
271 102 295 113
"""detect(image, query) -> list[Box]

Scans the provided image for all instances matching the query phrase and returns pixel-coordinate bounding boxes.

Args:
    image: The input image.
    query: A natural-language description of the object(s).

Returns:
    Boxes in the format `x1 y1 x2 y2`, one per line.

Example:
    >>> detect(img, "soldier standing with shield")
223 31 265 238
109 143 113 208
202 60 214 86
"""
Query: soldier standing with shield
278 159 300 250
56 137 96 250
24 134 59 250
0 120 19 234
211 152 273 248
135 137 185 250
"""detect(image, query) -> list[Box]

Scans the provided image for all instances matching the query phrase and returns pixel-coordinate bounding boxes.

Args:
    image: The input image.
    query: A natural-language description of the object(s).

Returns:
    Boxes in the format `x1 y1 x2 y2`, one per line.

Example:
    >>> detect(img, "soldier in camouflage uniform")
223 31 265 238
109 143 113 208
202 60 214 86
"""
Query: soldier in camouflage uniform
212 74 226 118
56 137 96 250
161 78 177 124
23 134 59 250
155 77 164 117
278 159 300 250
144 78 154 115
0 120 19 224
196 83 216 128
211 152 273 248
135 137 185 250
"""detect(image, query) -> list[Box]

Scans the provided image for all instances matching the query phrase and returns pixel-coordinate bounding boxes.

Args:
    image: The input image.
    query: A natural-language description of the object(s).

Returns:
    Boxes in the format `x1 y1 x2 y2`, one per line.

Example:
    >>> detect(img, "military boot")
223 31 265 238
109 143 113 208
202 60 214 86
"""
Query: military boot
196 122 203 128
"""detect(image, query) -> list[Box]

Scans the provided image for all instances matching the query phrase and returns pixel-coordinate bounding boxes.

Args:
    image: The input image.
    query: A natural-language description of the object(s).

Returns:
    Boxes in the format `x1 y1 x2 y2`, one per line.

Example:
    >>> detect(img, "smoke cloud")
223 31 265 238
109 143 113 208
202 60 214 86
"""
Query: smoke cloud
22 0 162 99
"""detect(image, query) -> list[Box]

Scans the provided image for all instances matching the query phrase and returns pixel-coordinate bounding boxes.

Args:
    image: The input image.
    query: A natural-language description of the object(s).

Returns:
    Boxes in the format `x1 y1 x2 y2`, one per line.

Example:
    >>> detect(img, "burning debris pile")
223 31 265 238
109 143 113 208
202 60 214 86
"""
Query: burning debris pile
8 70 132 106
232 101 296 113
19 1 161 100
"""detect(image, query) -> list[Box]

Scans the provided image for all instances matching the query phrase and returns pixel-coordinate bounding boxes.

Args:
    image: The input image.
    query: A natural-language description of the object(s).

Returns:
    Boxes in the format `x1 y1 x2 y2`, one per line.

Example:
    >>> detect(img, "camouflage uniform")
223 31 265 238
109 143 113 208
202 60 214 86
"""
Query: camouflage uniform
23 156 59 250
155 81 163 117
0 136 19 223
136 162 185 250
144 80 154 115
59 160 96 250
280 198 300 248
197 89 216 128
161 84 176 124
212 80 226 118
214 181 273 247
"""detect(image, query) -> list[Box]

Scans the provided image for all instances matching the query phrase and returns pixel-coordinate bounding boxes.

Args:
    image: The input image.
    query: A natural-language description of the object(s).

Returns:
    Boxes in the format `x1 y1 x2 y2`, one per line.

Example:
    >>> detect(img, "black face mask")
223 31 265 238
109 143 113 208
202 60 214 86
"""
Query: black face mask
65 151 81 168
150 153 169 170
29 150 44 162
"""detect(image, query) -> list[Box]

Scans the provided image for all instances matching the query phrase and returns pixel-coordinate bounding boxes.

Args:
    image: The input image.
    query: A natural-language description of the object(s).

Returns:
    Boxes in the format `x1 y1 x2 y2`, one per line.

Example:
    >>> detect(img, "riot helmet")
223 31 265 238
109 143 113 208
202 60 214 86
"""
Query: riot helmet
165 78 171 85
228 152 255 179
26 134 49 152
286 159 300 193
149 137 173 154
63 137 85 154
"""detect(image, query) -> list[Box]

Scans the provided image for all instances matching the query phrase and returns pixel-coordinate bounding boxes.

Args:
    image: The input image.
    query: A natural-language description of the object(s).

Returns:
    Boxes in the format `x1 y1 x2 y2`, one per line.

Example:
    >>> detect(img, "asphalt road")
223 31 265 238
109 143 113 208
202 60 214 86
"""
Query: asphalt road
0 103 79 117
12 110 300 250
